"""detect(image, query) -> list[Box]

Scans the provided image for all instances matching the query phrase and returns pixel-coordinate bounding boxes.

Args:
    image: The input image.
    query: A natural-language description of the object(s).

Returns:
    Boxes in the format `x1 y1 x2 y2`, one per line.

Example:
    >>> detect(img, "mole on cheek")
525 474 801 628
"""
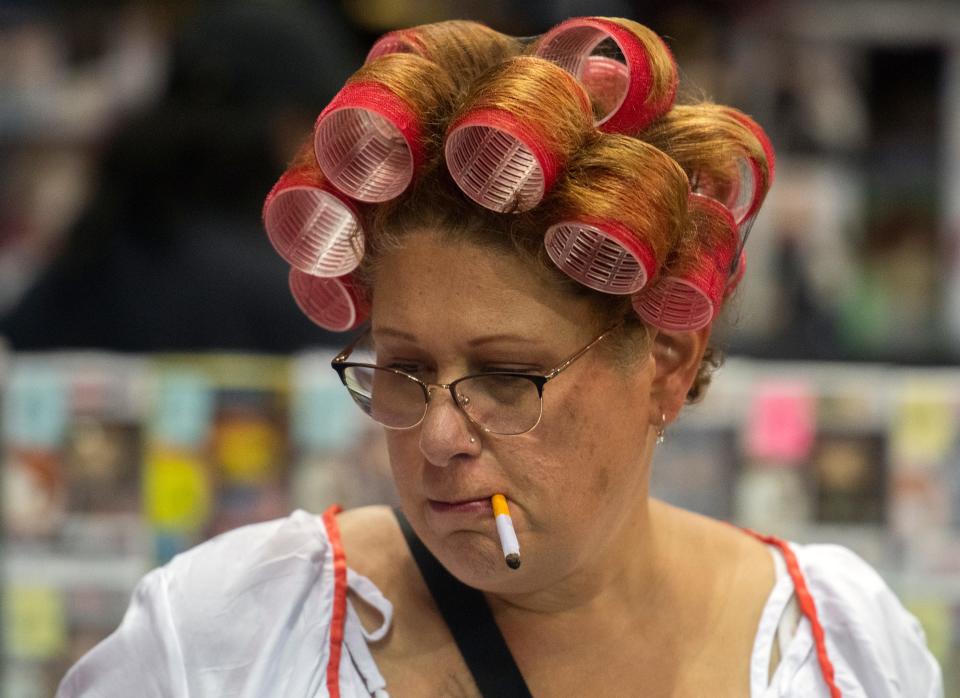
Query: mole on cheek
591 466 611 497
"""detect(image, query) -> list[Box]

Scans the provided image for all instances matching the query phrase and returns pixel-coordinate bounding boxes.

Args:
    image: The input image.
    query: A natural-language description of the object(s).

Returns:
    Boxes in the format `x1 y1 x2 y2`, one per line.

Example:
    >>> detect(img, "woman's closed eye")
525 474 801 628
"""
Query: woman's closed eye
479 362 545 375
386 362 425 374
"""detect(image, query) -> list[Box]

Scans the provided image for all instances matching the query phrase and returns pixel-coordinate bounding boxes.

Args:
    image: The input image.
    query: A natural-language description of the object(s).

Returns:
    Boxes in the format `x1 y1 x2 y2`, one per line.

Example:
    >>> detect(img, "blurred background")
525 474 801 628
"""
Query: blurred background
0 0 958 695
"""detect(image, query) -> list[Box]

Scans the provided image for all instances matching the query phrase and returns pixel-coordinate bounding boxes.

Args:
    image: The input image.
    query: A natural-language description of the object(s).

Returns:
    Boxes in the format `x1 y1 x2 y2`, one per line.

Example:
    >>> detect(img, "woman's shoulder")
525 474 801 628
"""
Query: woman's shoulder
165 507 335 583
792 542 923 636
337 505 421 601
785 542 943 697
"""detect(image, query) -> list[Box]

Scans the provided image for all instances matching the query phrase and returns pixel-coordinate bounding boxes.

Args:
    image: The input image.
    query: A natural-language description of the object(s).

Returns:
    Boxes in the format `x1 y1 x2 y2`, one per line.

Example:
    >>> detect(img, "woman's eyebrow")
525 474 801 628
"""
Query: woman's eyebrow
373 326 540 348
467 334 540 348
372 326 418 342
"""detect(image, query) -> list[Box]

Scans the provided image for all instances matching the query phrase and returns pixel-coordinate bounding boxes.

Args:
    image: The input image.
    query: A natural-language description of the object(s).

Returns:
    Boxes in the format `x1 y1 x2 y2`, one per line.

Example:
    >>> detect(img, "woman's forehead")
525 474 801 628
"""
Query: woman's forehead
369 233 596 342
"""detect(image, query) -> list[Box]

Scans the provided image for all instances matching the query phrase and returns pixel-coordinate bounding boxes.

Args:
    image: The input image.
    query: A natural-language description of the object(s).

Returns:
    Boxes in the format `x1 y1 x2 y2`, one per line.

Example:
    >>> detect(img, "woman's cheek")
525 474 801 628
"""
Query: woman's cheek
383 432 420 496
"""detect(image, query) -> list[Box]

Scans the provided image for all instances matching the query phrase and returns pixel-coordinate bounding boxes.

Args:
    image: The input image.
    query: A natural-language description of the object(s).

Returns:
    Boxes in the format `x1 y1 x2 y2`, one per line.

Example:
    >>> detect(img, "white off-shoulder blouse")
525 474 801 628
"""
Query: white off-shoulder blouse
57 508 944 698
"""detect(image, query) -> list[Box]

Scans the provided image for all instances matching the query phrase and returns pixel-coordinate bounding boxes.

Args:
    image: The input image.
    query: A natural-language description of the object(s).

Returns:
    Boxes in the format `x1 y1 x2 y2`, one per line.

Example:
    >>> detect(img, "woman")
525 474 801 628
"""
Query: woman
59 18 943 698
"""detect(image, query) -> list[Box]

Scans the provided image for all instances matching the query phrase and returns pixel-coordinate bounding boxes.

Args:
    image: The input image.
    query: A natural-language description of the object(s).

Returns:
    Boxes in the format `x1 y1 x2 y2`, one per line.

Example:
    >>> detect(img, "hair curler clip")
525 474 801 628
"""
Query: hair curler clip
544 218 657 294
313 81 425 203
289 270 369 332
533 17 678 133
263 166 364 278
632 194 739 331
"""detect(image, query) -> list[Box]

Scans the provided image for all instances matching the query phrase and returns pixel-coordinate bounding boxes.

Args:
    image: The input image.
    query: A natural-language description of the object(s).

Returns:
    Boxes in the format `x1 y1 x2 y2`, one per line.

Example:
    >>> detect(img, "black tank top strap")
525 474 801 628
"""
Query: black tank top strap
393 507 533 698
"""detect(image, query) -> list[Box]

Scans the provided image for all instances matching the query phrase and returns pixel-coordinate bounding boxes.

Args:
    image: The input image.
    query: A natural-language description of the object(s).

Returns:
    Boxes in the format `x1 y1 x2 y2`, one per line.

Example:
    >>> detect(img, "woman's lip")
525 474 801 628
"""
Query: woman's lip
428 497 493 514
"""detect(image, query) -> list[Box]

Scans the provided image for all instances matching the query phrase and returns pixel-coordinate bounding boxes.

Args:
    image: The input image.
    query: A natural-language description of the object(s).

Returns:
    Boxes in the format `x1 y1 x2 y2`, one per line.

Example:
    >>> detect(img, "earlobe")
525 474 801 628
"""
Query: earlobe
649 325 712 424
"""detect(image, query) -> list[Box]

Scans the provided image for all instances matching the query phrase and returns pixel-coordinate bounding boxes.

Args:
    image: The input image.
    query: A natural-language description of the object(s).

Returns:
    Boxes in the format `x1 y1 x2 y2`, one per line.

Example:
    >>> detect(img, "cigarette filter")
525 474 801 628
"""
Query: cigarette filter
491 494 521 569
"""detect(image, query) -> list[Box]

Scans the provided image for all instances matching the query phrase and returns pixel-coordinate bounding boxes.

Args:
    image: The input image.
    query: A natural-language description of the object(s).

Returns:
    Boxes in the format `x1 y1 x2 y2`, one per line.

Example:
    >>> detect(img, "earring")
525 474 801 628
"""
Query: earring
656 412 666 445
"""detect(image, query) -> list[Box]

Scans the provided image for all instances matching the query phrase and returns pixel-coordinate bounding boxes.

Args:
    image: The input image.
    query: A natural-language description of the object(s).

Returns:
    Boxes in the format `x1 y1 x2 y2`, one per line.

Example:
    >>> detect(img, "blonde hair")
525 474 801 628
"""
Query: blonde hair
271 18 775 401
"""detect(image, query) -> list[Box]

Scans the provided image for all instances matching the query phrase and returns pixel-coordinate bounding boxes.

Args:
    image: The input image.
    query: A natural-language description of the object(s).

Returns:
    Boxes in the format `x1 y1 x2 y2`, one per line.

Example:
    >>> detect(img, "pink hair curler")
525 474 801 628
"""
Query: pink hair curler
580 55 630 118
313 81 426 203
692 154 762 228
534 17 677 133
724 249 747 298
262 167 364 278
444 58 591 213
365 30 422 62
715 110 775 284
445 109 555 213
632 194 739 331
728 109 776 189
727 109 775 253
544 218 657 294
289 270 369 332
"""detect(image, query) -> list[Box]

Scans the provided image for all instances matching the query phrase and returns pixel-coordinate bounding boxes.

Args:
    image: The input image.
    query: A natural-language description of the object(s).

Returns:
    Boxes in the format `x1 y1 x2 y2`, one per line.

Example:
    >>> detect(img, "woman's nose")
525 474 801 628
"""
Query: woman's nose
418 387 480 466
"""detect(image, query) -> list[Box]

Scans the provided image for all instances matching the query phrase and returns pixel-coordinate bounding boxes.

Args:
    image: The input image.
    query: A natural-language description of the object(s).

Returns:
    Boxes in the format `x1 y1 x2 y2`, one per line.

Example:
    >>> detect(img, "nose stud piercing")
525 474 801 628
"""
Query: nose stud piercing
470 436 477 444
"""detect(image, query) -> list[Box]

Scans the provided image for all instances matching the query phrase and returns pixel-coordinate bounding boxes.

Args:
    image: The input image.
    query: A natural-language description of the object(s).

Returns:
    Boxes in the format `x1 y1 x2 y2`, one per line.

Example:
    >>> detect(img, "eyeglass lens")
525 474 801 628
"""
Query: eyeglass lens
341 366 542 435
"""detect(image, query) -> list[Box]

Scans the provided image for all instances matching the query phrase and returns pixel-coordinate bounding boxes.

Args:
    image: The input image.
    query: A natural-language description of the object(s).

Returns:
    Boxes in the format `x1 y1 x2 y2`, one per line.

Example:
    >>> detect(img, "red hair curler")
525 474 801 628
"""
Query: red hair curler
533 17 678 133
542 134 687 296
366 30 423 62
728 109 776 190
313 80 425 203
691 155 762 228
262 166 364 278
632 194 738 331
544 219 657 294
716 109 774 286
725 249 747 299
365 21 520 80
580 55 630 118
289 270 369 332
444 57 592 213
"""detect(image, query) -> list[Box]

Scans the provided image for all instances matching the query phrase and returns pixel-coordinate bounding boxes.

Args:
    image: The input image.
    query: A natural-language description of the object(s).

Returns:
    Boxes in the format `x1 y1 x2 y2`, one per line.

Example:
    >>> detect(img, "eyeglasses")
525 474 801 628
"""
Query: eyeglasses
330 325 620 435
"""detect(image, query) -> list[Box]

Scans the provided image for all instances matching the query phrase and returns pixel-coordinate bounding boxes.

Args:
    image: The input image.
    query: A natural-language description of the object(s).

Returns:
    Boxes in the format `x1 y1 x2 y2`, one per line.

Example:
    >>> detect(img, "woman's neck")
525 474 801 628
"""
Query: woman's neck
485 497 681 621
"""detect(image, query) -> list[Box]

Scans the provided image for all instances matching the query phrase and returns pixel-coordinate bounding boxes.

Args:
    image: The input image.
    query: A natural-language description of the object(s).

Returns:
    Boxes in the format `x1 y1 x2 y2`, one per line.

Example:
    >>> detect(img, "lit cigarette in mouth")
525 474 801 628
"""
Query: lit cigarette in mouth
491 494 521 569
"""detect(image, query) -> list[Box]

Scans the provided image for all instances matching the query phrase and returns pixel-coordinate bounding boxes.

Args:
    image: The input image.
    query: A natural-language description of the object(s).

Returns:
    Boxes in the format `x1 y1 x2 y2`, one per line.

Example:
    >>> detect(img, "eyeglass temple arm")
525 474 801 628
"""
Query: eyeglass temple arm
543 325 620 380
331 327 370 364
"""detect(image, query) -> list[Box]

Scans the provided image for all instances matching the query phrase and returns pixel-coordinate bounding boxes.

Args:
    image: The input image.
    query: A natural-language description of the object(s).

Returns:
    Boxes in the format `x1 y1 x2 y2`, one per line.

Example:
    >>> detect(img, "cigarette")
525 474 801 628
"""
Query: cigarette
491 494 521 569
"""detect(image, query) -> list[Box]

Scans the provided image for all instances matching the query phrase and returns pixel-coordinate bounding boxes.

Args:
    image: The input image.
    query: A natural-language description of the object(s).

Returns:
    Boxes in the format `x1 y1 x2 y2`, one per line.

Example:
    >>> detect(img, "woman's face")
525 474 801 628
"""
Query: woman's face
371 231 659 594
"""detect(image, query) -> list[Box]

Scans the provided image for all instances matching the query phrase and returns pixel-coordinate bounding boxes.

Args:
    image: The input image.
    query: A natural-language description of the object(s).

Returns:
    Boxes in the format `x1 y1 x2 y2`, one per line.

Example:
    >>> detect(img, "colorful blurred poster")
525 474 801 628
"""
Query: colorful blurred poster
3 358 146 540
650 428 738 519
146 355 291 556
290 352 394 512
811 431 886 525
744 380 817 465
891 382 958 466
735 466 810 534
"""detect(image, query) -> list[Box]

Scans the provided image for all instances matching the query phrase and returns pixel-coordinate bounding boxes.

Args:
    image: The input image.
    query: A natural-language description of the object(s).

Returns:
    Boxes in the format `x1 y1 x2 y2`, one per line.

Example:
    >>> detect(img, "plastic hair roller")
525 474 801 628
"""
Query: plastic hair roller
542 134 686 295
533 17 678 133
724 249 747 298
632 194 739 331
693 155 762 227
366 29 422 61
444 57 592 213
262 166 364 278
544 219 657 294
579 56 630 119
314 54 440 203
289 270 369 332
725 107 777 247
693 110 774 285
365 22 519 79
